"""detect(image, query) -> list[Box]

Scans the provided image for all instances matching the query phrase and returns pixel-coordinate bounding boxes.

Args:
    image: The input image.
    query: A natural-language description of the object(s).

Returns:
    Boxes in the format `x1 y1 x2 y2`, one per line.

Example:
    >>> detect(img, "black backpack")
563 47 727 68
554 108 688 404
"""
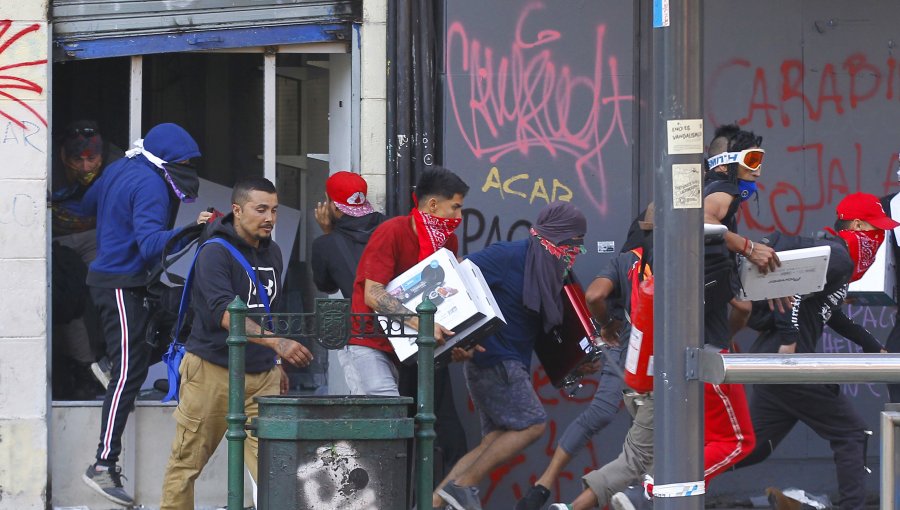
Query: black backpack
144 221 216 360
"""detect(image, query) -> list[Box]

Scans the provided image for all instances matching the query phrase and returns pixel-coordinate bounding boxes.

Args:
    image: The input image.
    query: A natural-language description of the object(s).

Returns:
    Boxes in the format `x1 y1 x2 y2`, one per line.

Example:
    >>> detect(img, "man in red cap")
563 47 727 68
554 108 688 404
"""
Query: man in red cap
311 171 385 299
732 191 896 510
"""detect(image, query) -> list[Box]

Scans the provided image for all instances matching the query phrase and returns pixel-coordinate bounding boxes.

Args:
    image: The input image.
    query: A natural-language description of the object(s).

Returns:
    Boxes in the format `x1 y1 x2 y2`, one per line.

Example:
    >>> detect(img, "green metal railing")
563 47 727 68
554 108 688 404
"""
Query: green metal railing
224 296 436 510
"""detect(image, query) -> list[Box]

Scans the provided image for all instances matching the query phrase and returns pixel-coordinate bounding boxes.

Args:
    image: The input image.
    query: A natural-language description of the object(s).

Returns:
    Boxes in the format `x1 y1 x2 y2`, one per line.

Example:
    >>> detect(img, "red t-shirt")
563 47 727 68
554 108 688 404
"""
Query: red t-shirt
350 215 459 353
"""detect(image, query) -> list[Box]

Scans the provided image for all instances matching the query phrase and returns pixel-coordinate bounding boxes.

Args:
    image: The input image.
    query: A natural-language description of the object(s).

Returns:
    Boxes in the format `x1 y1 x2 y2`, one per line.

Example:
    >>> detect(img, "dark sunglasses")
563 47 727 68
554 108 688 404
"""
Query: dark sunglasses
68 127 98 138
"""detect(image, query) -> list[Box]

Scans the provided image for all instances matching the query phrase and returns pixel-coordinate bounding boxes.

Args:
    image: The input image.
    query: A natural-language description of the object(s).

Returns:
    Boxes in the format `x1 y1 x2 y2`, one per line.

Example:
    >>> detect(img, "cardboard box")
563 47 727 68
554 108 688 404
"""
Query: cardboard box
848 231 897 306
738 246 831 301
384 250 506 365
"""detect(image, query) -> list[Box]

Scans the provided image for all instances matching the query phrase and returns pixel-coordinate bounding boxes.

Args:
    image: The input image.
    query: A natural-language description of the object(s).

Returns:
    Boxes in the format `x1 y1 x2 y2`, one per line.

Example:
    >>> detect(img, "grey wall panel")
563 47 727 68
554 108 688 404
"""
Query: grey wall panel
443 0 900 506
706 0 899 498
441 1 637 507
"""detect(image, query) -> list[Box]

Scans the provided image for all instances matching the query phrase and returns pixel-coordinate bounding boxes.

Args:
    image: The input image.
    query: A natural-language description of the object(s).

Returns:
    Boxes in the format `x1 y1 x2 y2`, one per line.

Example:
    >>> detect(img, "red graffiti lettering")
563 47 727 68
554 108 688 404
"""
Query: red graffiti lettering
740 142 868 235
709 54 900 129
0 20 47 128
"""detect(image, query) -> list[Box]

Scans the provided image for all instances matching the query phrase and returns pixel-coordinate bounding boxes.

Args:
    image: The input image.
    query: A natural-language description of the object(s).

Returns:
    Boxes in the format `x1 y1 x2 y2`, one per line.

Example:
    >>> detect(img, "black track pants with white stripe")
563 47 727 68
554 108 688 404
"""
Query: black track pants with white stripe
89 286 153 466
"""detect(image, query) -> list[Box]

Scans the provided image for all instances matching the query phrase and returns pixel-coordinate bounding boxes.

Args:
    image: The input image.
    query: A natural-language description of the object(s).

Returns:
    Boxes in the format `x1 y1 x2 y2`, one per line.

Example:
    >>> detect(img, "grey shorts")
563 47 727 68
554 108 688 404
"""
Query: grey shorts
464 360 547 436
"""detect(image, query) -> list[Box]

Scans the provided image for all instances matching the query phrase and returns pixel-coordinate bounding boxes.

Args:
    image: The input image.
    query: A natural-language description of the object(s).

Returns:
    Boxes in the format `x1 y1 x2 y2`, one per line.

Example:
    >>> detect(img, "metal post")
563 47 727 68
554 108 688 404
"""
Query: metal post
226 297 249 510
415 298 437 510
651 0 704 508
396 0 413 213
880 406 900 510
385 0 398 216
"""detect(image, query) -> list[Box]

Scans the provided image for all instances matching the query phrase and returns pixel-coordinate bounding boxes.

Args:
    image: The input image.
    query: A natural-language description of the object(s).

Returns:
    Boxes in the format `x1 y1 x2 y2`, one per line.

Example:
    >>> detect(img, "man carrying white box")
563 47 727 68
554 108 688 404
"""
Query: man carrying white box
339 167 474 396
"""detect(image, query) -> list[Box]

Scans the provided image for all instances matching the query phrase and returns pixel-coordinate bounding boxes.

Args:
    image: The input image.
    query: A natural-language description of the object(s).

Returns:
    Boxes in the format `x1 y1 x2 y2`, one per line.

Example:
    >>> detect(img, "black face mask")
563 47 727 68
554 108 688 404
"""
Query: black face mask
162 162 200 202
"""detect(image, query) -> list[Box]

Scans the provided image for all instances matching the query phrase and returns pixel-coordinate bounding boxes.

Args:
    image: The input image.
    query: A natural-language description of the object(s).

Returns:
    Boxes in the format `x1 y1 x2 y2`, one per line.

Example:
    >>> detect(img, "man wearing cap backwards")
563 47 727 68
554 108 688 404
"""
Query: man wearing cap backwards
78 123 213 506
311 171 385 299
343 166 475 397
435 201 588 510
50 121 125 398
733 192 894 510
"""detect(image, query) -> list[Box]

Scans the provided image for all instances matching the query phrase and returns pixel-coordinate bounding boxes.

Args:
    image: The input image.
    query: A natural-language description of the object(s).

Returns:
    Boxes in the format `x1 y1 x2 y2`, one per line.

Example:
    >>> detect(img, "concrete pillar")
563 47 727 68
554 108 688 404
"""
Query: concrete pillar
360 0 388 209
0 3 50 509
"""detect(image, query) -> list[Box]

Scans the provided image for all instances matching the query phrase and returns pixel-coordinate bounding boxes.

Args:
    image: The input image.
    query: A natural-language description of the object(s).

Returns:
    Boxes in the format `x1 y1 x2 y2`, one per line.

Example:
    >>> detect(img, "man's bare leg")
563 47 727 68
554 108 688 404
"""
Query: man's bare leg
571 487 599 510
432 431 503 507
534 446 573 491
454 423 545 486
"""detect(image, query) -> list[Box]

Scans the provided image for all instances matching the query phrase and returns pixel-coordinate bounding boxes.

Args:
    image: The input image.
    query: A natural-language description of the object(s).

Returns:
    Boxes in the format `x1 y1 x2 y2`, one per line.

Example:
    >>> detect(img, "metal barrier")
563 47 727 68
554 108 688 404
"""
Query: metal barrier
699 348 900 509
224 296 436 510
698 348 900 384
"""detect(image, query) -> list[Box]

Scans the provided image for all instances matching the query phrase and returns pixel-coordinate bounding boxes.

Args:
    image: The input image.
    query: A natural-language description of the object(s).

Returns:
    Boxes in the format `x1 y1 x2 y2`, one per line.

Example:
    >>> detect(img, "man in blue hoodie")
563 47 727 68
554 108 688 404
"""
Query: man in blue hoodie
79 123 212 506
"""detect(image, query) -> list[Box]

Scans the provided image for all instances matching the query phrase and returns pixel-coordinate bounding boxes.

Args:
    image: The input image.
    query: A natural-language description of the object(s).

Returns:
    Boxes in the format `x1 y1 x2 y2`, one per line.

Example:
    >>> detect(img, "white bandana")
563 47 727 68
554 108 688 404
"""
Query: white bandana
125 139 168 170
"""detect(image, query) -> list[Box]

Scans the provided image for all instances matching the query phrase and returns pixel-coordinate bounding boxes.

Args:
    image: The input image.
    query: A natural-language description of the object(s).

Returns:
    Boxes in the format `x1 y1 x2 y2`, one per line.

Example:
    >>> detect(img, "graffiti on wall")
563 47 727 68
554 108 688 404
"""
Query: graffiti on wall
295 441 378 510
445 1 633 217
444 2 900 506
0 20 47 129
707 53 900 236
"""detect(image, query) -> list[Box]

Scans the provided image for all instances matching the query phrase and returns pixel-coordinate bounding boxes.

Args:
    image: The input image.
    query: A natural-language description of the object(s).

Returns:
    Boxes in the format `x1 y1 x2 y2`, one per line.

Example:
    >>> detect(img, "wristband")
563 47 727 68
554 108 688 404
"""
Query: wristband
742 237 750 256
747 240 755 257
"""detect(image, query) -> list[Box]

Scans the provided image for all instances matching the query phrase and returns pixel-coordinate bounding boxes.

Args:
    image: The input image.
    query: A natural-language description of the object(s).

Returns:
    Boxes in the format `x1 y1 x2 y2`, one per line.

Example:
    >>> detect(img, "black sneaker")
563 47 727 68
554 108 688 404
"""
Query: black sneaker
82 463 133 506
437 482 483 510
515 484 551 510
610 485 651 510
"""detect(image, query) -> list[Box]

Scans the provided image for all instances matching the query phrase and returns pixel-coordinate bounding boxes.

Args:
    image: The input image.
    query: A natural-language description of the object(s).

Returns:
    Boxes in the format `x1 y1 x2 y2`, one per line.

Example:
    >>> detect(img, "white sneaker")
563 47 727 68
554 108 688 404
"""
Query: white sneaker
90 358 112 389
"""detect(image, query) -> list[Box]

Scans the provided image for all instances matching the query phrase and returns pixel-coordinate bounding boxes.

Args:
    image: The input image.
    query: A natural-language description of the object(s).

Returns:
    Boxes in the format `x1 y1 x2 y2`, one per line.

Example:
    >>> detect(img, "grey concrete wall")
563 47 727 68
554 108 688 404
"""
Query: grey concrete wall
440 0 900 506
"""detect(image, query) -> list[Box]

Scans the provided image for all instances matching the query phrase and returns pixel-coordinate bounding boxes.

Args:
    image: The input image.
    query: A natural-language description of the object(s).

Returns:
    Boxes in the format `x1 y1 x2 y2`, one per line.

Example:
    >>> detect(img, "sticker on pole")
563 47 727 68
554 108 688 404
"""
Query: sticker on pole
653 0 670 27
672 164 702 209
667 119 703 155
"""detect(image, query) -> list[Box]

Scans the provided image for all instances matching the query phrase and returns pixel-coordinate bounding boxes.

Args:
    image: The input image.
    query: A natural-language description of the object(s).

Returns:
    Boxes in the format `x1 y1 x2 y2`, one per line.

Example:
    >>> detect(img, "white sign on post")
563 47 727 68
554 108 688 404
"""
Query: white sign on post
672 164 702 209
667 119 704 155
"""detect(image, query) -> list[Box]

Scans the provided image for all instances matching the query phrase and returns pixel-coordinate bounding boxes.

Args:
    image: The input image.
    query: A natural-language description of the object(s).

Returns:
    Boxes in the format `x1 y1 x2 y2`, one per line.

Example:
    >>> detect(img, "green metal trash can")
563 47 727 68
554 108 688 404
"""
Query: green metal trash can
252 395 415 509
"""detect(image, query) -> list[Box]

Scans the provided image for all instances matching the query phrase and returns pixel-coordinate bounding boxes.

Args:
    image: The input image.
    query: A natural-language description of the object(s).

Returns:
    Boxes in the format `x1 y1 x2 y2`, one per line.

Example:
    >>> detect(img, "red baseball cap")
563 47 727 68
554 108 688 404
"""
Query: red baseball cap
326 171 375 217
836 192 900 230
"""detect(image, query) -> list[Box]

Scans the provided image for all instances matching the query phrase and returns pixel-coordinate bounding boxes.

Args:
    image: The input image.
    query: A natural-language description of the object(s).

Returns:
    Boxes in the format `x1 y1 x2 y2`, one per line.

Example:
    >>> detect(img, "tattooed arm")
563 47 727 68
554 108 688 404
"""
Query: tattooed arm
365 279 454 344
219 310 313 367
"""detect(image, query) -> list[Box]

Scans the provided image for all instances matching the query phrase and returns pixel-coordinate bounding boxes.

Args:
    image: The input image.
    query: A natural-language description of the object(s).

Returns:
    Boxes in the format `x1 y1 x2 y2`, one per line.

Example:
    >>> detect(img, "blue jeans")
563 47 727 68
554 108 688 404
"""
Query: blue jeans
337 345 400 396
558 344 627 454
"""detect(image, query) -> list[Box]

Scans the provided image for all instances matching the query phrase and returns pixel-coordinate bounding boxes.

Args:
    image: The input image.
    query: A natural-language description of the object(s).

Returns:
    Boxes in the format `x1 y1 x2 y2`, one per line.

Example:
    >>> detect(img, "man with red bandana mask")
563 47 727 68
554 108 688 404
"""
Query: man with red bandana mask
341 166 475 397
435 201 587 510
733 192 896 510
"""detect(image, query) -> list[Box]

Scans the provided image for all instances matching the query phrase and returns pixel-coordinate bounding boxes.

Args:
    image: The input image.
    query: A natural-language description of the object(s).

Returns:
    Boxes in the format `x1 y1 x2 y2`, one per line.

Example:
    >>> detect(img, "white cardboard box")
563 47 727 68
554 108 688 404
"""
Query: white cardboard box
848 231 897 306
384 250 505 364
738 245 831 301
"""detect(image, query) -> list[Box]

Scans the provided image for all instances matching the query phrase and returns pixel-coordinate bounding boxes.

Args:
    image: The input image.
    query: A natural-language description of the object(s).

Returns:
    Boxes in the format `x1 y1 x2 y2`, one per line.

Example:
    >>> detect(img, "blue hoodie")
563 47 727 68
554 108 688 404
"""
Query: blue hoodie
83 123 201 288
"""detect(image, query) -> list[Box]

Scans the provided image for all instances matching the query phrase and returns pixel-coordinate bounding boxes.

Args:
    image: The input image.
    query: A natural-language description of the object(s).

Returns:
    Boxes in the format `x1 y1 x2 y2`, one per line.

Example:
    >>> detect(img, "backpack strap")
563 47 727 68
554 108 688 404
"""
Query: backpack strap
162 237 271 403
174 237 272 337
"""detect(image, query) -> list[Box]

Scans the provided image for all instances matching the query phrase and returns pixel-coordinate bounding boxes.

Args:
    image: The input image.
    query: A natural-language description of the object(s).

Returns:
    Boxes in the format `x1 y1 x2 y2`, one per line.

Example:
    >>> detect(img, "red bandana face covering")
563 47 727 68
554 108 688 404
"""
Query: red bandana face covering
530 227 586 276
833 228 885 282
412 208 462 261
